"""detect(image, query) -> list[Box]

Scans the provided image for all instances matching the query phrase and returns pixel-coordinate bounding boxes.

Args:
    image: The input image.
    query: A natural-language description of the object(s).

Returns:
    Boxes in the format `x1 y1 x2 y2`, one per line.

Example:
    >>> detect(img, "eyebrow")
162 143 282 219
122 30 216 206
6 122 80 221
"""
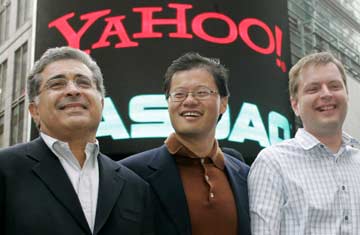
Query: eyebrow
46 74 66 81
303 79 343 88
172 85 213 90
328 80 343 85
303 82 319 87
46 73 90 81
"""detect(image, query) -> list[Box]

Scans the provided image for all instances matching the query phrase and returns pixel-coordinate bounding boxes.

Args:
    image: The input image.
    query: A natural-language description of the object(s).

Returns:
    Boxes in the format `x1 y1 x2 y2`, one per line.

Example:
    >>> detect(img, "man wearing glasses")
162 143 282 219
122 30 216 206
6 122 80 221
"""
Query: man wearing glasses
121 52 251 235
0 47 154 235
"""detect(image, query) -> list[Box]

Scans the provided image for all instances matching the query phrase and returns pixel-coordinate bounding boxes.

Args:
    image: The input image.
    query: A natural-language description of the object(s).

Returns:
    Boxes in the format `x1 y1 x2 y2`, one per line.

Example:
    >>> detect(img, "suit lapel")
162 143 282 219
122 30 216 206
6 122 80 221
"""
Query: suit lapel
147 146 191 234
27 138 91 234
224 156 250 235
94 154 124 234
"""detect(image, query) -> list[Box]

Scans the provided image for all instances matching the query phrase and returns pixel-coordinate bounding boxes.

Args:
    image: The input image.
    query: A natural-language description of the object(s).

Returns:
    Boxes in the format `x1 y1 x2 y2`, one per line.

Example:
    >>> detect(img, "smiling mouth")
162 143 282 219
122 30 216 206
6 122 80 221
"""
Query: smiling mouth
180 111 202 117
316 104 336 112
59 103 88 110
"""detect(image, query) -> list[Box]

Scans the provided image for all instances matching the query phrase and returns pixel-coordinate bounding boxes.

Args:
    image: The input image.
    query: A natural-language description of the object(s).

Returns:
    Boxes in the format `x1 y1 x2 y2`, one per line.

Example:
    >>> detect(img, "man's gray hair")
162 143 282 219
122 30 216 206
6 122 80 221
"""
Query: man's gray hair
27 46 105 102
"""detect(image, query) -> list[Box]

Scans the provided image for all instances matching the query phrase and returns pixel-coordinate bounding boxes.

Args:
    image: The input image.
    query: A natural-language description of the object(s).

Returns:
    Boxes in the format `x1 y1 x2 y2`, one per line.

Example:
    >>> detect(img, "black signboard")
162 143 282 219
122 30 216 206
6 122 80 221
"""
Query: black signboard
34 0 293 163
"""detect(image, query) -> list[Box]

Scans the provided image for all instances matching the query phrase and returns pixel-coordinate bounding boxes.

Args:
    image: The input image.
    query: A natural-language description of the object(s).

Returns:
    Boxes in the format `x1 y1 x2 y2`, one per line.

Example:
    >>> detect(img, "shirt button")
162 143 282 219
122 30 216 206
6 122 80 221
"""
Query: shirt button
345 215 349 221
342 185 346 190
200 159 205 164
210 192 214 198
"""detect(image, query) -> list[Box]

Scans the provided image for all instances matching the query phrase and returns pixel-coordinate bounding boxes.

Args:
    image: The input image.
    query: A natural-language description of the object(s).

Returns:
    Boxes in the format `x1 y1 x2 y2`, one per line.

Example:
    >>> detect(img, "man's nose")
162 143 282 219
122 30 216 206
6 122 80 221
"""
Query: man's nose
182 92 199 105
65 80 81 95
319 85 332 99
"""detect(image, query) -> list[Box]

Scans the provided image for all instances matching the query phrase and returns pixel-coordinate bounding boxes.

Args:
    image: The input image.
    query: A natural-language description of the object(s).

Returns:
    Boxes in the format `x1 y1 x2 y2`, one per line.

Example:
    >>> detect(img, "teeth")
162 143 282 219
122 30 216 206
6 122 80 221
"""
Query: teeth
183 112 200 117
320 105 335 111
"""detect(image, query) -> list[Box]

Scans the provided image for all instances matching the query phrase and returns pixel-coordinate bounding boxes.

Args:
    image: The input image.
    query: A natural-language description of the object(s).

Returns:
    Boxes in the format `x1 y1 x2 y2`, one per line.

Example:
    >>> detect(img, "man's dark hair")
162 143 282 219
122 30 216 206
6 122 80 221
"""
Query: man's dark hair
163 52 230 98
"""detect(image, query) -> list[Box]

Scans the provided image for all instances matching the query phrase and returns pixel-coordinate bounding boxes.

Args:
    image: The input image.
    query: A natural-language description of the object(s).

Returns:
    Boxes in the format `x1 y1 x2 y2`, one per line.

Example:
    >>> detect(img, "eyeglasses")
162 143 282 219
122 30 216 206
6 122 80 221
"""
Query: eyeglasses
41 76 95 92
168 87 218 102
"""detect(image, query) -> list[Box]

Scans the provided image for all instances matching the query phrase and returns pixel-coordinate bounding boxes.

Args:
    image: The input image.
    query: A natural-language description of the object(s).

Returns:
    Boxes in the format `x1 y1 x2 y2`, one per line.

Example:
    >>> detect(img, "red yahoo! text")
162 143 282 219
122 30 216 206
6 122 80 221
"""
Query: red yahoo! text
48 3 287 72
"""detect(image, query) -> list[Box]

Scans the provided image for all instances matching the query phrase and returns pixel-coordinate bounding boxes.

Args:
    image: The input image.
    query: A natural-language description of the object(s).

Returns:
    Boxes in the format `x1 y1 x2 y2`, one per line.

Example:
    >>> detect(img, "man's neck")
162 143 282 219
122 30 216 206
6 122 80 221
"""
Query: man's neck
176 133 215 157
42 131 96 167
68 140 89 167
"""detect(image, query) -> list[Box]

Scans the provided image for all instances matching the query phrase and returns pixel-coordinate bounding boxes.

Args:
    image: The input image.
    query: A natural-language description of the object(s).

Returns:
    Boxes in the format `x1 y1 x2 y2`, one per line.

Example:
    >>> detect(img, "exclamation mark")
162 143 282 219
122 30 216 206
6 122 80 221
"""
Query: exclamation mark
275 26 286 72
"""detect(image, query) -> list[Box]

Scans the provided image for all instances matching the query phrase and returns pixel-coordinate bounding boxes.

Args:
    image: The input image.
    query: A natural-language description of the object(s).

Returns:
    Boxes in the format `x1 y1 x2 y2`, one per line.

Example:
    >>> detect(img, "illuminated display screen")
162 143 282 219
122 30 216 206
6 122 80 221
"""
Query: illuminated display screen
34 0 293 163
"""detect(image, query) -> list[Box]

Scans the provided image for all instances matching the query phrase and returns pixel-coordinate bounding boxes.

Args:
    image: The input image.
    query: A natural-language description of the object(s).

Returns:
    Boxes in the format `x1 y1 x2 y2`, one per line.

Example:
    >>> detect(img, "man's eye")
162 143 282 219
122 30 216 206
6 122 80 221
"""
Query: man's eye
48 80 66 89
77 78 92 88
196 91 209 96
174 92 185 98
329 84 342 90
305 87 318 93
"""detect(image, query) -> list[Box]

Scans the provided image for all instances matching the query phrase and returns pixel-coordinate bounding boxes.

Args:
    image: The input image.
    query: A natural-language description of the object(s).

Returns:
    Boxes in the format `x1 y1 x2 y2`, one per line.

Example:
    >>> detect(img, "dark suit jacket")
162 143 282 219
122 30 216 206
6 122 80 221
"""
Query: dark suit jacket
120 144 251 235
0 137 154 235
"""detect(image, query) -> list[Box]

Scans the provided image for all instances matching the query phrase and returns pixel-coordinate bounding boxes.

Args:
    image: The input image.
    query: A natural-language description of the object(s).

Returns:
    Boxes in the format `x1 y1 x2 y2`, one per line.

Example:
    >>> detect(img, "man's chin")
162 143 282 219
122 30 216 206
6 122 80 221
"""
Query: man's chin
175 128 201 137
63 118 92 128
315 121 343 135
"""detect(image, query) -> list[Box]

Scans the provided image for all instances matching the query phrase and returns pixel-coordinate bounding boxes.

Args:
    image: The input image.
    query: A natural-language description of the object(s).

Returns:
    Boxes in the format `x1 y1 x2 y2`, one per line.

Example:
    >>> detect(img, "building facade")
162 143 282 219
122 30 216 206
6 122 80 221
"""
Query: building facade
0 0 32 147
0 0 359 147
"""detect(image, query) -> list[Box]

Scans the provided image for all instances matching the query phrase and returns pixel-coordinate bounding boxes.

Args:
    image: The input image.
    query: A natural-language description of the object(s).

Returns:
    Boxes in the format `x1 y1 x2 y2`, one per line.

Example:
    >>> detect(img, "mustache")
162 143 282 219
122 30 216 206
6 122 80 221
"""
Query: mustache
56 97 89 110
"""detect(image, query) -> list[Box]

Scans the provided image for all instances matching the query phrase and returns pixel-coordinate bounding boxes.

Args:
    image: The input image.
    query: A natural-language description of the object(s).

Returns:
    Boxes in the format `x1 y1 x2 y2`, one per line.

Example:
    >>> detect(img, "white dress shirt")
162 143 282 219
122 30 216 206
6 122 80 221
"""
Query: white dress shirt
248 128 360 235
41 132 99 232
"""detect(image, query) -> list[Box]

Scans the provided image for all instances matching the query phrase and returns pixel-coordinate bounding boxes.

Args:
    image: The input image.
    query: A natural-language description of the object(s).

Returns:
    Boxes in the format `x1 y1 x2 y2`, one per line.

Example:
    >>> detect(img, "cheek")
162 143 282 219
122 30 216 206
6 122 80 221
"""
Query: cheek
210 100 222 114
38 100 52 114
167 103 179 115
39 94 59 109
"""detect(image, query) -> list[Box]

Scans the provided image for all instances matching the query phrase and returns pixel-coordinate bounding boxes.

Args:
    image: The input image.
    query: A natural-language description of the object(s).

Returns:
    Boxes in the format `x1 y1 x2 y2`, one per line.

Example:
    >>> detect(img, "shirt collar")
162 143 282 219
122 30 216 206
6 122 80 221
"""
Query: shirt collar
165 132 225 170
40 132 100 166
295 128 360 150
342 132 360 147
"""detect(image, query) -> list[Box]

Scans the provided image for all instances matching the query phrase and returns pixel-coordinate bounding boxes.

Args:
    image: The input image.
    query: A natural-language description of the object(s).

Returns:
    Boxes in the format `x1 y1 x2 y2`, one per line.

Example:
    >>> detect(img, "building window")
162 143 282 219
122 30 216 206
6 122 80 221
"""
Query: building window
12 43 28 100
16 0 32 29
0 0 10 45
10 100 24 145
0 60 7 111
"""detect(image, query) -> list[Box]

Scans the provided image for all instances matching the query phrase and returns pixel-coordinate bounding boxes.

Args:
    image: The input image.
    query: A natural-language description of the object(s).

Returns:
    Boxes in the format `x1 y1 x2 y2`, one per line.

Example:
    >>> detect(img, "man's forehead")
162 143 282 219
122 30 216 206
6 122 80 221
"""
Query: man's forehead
300 62 338 74
299 63 341 82
41 59 91 76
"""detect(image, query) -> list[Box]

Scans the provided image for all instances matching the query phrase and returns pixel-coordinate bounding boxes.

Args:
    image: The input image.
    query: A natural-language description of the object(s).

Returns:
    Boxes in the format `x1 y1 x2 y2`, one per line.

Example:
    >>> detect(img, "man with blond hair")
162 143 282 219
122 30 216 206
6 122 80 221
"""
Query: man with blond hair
249 51 360 234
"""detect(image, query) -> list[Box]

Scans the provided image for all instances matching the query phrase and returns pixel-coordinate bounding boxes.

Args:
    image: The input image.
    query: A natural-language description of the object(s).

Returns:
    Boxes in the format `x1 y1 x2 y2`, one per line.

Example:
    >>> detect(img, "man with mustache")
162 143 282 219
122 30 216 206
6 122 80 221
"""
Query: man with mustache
248 52 360 234
121 52 251 235
0 47 154 235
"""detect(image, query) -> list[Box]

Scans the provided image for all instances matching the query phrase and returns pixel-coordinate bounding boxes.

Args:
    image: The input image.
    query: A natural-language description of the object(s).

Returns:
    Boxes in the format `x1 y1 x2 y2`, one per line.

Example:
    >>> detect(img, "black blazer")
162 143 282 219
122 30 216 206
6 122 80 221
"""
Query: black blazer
0 137 154 235
120 145 251 235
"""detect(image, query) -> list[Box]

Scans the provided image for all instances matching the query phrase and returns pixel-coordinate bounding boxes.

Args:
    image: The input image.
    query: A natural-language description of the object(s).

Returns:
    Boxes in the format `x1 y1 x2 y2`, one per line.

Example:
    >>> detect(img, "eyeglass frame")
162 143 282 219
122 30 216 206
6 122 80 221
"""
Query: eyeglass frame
38 75 97 94
167 86 219 102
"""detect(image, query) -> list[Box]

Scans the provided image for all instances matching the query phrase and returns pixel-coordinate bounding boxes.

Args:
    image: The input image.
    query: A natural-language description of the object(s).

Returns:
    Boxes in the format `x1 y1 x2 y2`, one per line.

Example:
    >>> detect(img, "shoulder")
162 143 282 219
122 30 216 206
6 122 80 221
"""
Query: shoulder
100 153 149 188
249 138 298 181
0 140 46 180
255 138 298 164
224 153 250 176
0 142 29 156
120 145 168 167
119 145 174 180
0 142 34 167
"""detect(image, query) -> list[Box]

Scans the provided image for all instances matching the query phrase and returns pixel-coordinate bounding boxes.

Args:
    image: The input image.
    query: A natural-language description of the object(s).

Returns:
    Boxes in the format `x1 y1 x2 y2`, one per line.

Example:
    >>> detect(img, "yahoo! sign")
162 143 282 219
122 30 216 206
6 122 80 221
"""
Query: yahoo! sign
48 3 287 72
34 0 292 162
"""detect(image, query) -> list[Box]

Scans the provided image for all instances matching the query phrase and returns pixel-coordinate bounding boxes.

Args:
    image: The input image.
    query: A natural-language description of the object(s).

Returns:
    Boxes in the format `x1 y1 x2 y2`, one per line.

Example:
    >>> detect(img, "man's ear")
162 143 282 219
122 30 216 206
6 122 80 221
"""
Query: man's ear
220 96 228 114
29 102 40 127
290 96 300 117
